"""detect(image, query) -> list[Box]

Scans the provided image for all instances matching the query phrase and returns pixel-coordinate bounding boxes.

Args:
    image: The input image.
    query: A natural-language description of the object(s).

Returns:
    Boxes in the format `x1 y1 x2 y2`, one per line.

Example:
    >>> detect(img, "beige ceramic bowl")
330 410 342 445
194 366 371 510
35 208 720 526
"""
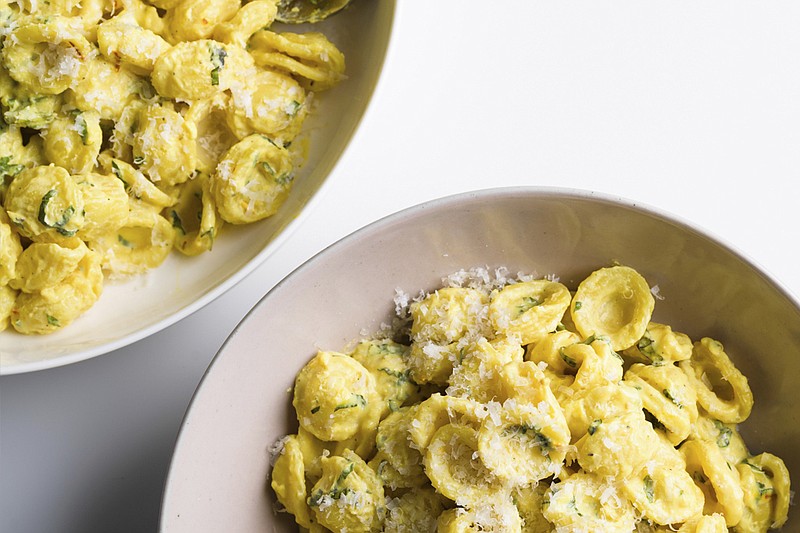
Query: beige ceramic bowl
0 0 396 374
160 187 799 531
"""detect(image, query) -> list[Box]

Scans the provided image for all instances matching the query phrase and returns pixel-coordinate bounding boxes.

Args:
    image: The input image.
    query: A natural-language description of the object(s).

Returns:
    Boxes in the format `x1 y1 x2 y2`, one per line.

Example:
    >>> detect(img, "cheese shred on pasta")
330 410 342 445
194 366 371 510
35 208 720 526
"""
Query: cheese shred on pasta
0 0 345 335
271 265 791 533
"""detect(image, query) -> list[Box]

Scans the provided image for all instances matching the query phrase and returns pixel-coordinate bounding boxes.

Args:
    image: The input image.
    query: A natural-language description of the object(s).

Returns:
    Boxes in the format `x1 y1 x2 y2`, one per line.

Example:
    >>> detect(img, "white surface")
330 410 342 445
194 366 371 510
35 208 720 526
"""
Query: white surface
2 1 800 531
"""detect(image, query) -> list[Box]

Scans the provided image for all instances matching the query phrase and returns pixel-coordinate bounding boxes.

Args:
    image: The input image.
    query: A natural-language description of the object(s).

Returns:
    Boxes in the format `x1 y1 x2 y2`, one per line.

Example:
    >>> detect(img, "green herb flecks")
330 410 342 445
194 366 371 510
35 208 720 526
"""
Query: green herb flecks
287 99 302 117
334 393 367 411
559 347 577 368
566 496 582 517
756 481 774 500
714 420 732 448
582 333 610 345
516 295 542 317
308 461 355 507
369 341 406 356
38 189 77 236
0 155 24 179
588 419 602 436
310 405 320 414
637 332 663 364
275 172 294 186
378 367 410 385
643 475 655 503
46 314 60 327
375 459 389 480
209 45 227 86
72 111 88 144
118 234 133 248
110 161 129 189
260 160 275 175
742 458 765 474
573 301 582 311
170 210 186 235
663 389 683 409
502 424 552 452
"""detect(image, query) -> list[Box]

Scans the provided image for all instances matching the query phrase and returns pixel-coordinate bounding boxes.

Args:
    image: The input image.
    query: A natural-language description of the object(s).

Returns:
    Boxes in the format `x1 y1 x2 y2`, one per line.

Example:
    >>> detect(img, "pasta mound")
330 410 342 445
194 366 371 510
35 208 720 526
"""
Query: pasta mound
271 265 791 533
0 0 346 335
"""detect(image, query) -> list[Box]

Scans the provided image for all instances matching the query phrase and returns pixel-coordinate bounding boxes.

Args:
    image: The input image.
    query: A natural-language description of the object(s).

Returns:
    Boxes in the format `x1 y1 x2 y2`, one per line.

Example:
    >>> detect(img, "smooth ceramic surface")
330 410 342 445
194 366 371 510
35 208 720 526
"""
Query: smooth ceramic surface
160 187 800 531
0 0 396 375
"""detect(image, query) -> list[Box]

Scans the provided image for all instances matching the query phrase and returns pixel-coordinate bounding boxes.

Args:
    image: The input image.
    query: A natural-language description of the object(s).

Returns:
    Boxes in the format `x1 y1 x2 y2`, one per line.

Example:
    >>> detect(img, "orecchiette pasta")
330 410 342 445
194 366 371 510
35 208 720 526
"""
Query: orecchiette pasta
382 488 445 533
570 265 655 351
680 338 754 424
270 265 792 532
307 450 385 532
210 133 294 224
0 0 346 335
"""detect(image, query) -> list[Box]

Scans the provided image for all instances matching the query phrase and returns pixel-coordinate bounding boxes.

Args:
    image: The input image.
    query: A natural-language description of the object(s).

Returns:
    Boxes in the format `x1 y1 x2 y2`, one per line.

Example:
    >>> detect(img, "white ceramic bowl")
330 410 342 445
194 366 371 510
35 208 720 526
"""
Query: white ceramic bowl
0 1 396 375
160 187 799 531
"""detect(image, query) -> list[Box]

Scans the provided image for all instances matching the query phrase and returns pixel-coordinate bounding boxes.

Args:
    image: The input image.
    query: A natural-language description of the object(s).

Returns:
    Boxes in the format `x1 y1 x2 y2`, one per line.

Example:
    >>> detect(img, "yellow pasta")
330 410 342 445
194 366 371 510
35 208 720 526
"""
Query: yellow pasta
10 239 87 293
270 265 792 532
489 279 571 345
168 172 221 256
622 322 693 365
214 1 279 47
424 423 502 506
680 338 754 424
66 56 143 121
293 351 381 442
96 12 171 75
224 68 308 142
306 450 385 533
42 109 102 175
382 488 445 533
446 337 515 402
570 264 655 350
0 284 16 332
368 406 427 490
622 432 704 525
271 434 313 529
11 247 102 334
561 382 642 442
249 30 345 91
736 453 791 530
75 172 130 242
477 398 570 485
349 339 416 414
681 439 745 526
90 203 174 276
436 498 523 532
2 17 94 95
0 0 346 335
512 482 552 532
0 207 22 285
4 165 85 242
211 133 294 224
543 471 637 532
624 362 699 445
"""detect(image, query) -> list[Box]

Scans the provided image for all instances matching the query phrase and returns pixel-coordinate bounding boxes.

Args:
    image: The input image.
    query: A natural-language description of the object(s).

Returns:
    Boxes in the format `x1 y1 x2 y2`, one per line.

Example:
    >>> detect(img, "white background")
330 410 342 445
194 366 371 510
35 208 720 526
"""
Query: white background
3 1 800 531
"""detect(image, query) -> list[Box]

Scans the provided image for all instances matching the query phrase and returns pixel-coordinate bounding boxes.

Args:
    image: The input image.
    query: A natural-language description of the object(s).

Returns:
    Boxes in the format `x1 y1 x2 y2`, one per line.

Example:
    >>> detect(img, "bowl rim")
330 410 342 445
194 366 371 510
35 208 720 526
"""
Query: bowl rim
159 184 800 526
1 0 399 376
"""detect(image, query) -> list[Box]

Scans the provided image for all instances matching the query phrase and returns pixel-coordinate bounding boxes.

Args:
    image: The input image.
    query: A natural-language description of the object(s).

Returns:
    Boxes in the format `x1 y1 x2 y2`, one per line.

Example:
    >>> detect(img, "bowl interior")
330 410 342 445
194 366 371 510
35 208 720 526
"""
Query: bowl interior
0 0 396 374
160 187 800 531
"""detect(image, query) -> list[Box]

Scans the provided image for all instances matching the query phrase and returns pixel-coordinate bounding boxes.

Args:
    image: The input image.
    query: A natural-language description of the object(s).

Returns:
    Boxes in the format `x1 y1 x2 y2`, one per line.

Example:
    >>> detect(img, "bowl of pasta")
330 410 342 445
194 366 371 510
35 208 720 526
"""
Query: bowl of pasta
161 187 797 532
0 0 396 373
